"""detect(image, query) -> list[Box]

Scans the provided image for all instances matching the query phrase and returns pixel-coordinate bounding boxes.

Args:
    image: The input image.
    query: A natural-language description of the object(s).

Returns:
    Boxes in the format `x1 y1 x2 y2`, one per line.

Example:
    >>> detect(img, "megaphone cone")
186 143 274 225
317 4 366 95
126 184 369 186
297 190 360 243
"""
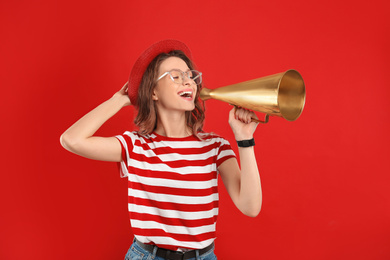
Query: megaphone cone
200 70 306 123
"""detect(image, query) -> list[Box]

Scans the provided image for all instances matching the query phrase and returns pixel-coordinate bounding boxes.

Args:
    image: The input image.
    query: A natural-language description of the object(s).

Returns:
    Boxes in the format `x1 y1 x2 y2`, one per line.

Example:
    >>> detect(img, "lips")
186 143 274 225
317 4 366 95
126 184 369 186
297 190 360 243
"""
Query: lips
178 89 194 100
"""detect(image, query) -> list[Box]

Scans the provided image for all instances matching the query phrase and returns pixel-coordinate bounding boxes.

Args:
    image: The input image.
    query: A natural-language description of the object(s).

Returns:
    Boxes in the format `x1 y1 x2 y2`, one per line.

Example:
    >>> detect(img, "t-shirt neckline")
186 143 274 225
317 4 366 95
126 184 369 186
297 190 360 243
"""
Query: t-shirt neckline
152 131 197 141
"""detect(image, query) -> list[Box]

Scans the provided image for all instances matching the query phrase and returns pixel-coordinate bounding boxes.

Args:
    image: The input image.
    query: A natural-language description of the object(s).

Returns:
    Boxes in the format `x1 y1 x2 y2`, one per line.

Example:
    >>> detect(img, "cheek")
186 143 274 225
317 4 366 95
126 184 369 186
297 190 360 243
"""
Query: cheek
154 84 176 101
152 84 165 100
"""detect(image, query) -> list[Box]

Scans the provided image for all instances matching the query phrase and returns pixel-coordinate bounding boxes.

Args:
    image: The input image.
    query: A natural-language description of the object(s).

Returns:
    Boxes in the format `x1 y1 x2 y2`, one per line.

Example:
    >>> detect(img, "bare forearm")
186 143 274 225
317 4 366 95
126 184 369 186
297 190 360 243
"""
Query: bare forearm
237 146 262 217
60 95 128 149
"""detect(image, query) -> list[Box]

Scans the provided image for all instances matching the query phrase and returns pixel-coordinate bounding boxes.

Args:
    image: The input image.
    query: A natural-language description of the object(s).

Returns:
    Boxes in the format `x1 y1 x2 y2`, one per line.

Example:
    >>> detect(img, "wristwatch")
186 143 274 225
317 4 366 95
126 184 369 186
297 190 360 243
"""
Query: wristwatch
236 138 255 148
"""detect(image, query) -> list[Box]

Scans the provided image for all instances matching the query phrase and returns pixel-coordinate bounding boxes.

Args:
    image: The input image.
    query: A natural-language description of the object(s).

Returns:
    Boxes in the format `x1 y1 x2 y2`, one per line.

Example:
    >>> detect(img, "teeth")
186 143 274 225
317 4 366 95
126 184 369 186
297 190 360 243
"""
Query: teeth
179 91 192 97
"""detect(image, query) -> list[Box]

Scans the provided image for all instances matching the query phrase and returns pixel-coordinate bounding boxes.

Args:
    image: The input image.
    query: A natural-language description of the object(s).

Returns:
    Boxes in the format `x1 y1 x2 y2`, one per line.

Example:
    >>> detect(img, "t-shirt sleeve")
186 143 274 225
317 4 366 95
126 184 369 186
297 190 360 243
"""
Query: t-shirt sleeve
216 137 236 167
115 132 134 178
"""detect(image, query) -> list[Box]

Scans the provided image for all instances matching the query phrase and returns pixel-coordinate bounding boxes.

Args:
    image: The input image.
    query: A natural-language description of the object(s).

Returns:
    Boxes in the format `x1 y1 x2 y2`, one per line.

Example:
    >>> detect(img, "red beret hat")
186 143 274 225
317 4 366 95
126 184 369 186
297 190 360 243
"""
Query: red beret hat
128 39 192 105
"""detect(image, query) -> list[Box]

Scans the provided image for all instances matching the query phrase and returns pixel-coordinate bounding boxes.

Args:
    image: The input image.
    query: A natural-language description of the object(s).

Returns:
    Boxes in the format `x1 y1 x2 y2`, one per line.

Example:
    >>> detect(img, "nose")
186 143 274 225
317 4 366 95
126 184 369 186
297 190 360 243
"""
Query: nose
182 74 193 85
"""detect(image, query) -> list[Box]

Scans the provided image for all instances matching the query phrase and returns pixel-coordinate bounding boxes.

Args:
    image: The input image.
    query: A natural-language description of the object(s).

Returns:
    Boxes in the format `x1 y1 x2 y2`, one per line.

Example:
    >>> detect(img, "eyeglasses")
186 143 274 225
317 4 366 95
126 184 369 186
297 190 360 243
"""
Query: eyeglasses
157 69 202 85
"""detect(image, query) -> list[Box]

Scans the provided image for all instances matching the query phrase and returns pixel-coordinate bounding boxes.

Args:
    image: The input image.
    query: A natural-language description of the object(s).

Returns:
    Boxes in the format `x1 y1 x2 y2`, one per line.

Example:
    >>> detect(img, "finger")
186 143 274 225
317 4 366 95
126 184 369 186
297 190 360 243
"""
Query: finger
121 82 129 93
250 110 258 120
244 110 253 124
246 110 256 123
234 107 242 121
229 107 236 118
122 82 129 90
235 107 250 123
236 107 256 124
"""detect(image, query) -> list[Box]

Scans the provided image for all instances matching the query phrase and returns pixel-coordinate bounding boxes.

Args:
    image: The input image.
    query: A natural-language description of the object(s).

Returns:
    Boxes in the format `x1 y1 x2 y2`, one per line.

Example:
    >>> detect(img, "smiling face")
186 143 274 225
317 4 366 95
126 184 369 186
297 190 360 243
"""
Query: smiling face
134 50 205 136
152 57 197 113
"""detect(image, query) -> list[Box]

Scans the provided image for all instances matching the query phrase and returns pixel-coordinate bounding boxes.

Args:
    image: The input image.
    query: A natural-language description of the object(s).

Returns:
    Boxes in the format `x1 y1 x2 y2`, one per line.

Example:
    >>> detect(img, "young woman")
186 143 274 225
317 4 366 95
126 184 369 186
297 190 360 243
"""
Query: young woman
60 39 262 260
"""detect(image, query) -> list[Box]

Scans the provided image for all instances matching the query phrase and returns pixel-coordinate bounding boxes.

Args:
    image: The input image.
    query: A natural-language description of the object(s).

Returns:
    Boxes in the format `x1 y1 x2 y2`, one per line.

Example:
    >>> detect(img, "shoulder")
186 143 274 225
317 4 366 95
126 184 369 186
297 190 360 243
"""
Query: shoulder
197 132 231 145
198 132 235 149
120 131 153 140
116 131 156 147
198 132 236 163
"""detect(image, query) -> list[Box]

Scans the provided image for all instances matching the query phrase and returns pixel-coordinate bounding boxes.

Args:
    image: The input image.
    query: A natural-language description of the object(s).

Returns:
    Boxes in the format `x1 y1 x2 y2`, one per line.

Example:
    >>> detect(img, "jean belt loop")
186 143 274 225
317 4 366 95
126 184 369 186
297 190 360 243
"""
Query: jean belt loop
195 249 200 260
151 245 158 258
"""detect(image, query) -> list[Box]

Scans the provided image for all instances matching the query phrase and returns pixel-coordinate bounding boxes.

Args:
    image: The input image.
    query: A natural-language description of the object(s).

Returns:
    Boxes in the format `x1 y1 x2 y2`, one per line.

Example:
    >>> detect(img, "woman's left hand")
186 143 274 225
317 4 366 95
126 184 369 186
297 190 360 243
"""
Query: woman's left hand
228 107 259 141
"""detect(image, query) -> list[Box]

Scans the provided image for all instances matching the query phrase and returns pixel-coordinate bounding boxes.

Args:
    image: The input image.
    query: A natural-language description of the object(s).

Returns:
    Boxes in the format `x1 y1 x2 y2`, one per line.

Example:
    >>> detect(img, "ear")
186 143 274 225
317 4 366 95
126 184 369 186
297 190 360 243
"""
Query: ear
152 89 158 101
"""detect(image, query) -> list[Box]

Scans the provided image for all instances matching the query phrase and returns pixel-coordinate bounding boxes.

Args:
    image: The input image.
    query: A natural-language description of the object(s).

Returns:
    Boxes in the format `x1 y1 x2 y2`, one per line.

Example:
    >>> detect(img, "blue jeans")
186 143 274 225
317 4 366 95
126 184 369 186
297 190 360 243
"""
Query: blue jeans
124 239 217 260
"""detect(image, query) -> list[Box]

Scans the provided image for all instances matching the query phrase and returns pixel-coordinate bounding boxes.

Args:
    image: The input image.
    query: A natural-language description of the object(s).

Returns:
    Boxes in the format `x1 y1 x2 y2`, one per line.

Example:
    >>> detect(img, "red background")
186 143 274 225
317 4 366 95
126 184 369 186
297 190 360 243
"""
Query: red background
1 0 389 259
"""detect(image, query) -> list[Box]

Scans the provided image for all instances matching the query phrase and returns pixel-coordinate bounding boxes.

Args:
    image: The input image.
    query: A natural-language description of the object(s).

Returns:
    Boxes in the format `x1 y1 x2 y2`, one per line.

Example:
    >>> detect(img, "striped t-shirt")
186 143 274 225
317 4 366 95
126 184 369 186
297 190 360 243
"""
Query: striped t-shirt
115 131 236 251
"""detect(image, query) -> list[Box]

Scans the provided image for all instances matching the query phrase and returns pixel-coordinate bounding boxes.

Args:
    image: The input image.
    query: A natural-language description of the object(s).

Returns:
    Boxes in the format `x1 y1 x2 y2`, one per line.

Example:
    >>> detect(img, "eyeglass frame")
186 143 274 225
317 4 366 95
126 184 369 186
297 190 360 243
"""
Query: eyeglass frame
156 69 202 85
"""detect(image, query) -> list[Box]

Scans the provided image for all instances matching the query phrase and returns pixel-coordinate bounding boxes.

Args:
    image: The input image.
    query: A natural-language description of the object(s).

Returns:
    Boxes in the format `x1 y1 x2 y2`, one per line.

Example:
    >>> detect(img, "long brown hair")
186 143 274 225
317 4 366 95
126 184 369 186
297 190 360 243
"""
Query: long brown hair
134 50 205 138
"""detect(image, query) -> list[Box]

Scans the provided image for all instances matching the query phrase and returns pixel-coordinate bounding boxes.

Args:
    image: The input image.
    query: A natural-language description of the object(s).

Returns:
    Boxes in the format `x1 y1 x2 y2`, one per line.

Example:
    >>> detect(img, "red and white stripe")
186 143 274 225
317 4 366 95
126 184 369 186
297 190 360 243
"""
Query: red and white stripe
116 131 235 250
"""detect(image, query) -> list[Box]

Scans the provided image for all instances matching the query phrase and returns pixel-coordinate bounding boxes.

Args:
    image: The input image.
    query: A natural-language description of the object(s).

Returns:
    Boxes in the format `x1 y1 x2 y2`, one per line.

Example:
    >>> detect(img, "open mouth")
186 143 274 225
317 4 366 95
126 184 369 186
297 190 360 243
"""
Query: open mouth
178 91 193 99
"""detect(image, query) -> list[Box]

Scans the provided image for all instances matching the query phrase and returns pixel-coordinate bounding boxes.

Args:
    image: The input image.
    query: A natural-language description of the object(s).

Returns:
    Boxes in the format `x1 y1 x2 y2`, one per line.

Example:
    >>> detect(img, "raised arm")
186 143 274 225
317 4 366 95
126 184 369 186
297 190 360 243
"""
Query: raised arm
218 107 262 217
60 83 131 162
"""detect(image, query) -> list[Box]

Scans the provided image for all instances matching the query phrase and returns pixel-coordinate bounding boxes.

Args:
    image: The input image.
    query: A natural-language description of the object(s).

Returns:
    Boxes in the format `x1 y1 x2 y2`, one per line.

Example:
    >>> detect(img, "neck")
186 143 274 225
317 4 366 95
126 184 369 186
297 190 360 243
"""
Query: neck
154 111 192 138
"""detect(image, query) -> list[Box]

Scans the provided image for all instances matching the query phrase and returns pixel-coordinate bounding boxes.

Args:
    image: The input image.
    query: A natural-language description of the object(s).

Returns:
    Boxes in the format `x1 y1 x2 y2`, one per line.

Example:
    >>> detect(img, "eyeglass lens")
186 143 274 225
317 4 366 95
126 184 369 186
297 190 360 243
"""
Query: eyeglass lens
170 70 202 85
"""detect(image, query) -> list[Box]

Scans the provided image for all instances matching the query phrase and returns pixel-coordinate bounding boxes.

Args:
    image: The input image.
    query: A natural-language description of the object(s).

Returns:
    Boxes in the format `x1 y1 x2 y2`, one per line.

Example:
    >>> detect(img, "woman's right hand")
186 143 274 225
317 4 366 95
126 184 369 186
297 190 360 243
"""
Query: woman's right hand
113 82 132 107
60 81 133 162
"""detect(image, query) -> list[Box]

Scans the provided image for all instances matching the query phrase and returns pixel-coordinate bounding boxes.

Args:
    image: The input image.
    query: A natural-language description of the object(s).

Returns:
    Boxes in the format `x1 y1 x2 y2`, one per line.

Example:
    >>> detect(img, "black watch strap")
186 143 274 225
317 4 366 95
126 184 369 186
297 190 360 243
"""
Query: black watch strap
236 138 255 147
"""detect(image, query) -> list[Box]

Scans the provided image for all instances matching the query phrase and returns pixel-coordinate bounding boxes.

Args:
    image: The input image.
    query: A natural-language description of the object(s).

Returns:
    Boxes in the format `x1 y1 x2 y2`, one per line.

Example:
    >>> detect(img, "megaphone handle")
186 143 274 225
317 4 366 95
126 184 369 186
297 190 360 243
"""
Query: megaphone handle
252 114 269 124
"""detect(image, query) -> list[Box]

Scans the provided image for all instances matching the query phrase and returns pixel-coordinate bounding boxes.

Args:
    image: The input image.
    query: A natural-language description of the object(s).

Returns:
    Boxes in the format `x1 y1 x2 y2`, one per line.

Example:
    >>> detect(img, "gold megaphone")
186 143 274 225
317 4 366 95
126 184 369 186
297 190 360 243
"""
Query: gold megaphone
200 69 306 123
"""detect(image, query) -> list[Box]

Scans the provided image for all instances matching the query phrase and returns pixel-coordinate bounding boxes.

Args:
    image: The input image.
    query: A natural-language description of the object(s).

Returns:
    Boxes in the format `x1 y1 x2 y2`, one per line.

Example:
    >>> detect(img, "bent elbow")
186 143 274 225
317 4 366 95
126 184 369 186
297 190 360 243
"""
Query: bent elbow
244 207 261 218
60 133 68 149
60 132 77 152
241 202 262 218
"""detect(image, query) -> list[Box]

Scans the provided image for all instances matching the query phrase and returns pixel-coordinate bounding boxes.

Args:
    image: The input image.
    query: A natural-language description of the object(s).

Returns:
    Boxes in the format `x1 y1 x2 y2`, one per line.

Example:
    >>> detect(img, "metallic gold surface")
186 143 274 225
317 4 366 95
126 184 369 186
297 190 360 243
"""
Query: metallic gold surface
200 70 306 122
